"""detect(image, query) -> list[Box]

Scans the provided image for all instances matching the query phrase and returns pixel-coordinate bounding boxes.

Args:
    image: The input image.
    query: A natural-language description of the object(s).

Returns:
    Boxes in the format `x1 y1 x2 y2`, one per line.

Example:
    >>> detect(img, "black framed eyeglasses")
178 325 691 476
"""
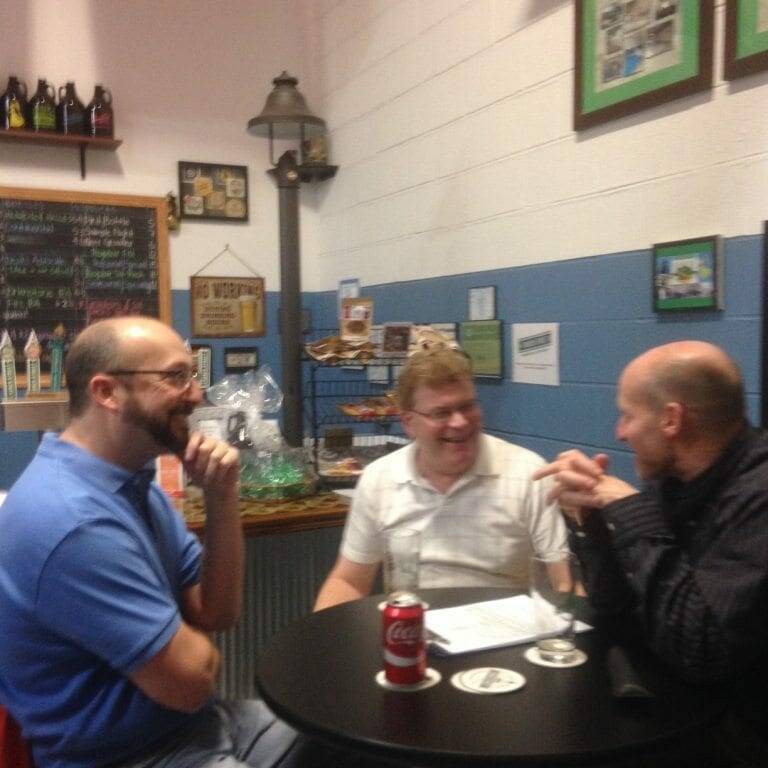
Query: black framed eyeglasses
409 399 480 424
107 369 199 388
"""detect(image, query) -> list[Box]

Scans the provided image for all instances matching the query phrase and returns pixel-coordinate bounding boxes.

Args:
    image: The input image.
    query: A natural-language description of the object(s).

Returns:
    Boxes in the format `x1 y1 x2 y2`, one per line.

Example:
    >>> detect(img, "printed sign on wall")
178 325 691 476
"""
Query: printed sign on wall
512 323 559 386
190 276 265 337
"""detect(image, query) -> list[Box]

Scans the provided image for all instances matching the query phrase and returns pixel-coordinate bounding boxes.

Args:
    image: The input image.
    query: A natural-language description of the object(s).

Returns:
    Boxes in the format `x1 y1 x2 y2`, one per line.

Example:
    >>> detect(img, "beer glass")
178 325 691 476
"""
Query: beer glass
383 529 420 599
239 294 257 333
530 550 578 665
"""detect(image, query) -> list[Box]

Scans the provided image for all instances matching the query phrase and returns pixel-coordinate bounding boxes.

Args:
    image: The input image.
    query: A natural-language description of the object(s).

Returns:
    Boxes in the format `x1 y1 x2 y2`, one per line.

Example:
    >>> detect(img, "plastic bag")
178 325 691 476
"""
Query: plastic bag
207 365 283 414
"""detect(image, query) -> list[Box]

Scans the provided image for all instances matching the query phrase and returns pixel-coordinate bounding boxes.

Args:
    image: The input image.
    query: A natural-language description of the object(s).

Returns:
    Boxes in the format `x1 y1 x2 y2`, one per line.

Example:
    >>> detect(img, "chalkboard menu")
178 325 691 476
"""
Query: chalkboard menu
0 187 169 375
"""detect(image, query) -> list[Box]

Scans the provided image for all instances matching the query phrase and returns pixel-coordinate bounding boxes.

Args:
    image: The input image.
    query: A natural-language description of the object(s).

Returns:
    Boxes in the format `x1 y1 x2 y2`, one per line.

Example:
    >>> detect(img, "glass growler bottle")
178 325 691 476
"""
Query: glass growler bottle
28 78 57 132
86 84 114 137
57 82 85 134
1 75 28 130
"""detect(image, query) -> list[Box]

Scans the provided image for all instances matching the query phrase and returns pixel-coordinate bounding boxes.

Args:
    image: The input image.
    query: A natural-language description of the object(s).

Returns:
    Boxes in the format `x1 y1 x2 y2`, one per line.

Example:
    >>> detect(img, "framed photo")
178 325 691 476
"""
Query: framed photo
724 1 768 80
224 346 259 374
460 320 503 379
468 286 496 320
652 235 723 312
178 161 248 222
338 278 360 319
381 322 412 358
574 1 714 130
191 344 212 389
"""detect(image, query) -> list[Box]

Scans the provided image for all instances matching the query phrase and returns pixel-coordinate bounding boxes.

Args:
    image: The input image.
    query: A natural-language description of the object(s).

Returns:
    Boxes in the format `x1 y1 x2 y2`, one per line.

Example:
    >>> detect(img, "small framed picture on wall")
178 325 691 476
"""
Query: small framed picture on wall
468 286 496 321
460 320 503 378
652 235 723 312
224 347 259 374
179 161 249 221
191 344 212 389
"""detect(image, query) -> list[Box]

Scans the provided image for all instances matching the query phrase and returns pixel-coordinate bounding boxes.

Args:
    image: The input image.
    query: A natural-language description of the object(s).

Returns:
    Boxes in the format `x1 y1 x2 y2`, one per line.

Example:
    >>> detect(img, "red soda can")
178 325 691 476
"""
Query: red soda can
383 592 426 685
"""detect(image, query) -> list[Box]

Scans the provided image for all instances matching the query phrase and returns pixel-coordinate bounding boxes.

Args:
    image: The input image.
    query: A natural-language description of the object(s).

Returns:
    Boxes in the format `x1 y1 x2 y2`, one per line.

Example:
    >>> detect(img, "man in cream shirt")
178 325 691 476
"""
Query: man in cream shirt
315 348 566 610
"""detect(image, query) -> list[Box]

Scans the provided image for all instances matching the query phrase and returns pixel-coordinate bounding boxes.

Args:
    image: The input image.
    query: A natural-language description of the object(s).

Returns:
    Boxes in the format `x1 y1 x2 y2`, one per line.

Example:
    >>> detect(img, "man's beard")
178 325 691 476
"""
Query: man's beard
123 398 192 456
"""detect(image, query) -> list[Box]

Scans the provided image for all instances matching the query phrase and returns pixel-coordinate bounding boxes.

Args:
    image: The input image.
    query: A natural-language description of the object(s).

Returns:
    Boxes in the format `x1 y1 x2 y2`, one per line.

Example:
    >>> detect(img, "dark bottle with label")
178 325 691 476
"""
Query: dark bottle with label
28 78 57 132
56 82 85 134
1 76 28 130
86 84 114 137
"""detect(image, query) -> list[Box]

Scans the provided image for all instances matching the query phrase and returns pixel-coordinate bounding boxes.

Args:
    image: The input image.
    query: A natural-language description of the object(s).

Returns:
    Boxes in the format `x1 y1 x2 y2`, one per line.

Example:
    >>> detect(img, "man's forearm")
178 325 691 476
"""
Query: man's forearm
197 488 244 630
314 576 368 611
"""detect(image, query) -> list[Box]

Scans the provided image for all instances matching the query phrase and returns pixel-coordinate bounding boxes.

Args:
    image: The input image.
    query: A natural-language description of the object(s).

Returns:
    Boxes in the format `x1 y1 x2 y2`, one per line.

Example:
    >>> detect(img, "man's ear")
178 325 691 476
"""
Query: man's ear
660 401 683 437
89 373 122 414
401 410 416 440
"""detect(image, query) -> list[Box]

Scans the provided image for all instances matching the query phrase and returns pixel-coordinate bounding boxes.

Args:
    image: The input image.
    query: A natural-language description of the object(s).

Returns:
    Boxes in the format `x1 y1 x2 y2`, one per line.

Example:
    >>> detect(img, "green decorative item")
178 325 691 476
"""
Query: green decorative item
575 0 713 130
239 449 315 500
50 324 65 392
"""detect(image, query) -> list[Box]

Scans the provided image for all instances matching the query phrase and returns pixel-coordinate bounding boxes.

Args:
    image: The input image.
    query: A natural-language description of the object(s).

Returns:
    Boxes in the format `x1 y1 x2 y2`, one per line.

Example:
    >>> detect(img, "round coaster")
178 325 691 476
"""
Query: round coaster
450 667 525 695
375 667 441 692
377 600 430 611
524 646 588 668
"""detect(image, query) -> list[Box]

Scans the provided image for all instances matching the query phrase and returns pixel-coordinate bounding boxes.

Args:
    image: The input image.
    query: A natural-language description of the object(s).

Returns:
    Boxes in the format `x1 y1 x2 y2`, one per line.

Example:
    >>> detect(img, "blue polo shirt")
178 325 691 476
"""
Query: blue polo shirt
0 434 203 768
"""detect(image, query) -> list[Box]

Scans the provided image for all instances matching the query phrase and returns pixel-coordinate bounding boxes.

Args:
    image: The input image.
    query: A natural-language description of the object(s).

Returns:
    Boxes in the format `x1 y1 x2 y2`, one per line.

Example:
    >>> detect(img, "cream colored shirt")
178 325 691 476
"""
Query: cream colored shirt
340 434 567 589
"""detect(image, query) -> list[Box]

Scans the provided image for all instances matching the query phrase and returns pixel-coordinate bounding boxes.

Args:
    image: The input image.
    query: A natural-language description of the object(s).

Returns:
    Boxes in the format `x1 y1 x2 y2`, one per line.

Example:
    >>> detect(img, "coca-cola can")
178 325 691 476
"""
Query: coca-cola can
383 592 426 685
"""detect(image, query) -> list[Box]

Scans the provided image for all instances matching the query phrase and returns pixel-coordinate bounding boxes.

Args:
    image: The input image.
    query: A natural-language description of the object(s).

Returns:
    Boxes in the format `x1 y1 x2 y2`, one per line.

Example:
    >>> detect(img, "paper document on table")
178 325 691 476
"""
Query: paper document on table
425 595 592 656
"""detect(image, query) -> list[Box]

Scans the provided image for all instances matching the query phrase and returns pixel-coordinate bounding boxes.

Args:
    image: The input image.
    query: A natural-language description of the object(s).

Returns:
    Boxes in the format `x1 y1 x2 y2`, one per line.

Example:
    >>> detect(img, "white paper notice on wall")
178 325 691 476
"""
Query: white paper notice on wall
512 323 559 386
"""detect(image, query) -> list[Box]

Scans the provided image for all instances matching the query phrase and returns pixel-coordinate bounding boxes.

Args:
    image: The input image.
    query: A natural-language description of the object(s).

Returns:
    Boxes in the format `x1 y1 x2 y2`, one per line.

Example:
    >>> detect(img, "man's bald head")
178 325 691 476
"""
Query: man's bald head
65 317 181 416
623 341 745 436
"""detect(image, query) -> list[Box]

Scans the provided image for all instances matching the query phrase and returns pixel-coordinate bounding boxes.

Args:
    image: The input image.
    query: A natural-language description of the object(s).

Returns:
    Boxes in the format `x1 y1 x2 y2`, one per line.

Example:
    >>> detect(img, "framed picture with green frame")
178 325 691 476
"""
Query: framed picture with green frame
574 1 714 130
652 235 723 312
724 1 768 80
460 320 503 379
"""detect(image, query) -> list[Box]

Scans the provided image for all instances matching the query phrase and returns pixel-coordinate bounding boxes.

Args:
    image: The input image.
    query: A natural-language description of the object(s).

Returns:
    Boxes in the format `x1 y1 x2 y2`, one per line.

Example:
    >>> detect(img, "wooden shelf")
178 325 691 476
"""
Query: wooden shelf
0 129 122 178
0 396 69 432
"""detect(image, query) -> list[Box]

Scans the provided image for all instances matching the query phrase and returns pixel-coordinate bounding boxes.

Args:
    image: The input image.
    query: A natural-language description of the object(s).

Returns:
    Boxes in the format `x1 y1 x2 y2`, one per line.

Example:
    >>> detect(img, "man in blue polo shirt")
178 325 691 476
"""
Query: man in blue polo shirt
0 317 310 768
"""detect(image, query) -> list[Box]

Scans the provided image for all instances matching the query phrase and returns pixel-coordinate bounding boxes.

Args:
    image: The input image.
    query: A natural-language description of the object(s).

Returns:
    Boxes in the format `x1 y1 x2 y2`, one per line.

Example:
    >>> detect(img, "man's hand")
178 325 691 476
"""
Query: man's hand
182 432 240 500
181 433 244 631
533 449 637 519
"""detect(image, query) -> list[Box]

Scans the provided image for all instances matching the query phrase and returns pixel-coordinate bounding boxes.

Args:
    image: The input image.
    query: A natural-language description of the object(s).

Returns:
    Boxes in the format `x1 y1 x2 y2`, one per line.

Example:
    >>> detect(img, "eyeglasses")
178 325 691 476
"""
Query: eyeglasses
409 399 480 424
107 369 199 389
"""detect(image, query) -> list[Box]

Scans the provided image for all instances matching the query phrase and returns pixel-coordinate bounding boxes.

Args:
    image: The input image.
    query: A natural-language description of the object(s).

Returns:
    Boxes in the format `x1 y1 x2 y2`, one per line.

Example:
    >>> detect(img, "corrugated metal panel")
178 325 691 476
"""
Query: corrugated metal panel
214 526 343 699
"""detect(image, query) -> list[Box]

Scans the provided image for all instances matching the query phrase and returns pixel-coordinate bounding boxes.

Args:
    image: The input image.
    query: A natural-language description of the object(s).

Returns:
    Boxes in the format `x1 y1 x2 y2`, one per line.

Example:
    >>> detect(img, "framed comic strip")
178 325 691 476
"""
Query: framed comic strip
724 1 768 80
574 1 714 130
652 235 723 312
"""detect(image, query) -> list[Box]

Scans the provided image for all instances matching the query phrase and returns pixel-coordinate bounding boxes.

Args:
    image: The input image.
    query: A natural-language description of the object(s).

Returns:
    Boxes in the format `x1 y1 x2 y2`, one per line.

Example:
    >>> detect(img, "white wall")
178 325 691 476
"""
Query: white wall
303 0 768 291
0 0 314 290
4 1 768 296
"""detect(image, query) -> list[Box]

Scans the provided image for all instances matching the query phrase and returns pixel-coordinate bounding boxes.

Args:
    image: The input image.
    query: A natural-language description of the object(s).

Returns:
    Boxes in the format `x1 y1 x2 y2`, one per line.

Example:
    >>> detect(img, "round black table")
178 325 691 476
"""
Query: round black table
255 588 725 766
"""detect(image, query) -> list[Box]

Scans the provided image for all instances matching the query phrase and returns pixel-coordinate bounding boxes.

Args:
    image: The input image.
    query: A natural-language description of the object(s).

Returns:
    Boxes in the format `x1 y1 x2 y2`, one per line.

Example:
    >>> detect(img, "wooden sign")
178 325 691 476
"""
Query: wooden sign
190 276 265 337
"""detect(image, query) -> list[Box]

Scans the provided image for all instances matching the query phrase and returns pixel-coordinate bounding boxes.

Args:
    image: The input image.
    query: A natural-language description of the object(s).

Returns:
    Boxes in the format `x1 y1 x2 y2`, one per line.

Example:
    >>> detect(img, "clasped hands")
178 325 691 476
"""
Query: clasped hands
532 450 637 524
